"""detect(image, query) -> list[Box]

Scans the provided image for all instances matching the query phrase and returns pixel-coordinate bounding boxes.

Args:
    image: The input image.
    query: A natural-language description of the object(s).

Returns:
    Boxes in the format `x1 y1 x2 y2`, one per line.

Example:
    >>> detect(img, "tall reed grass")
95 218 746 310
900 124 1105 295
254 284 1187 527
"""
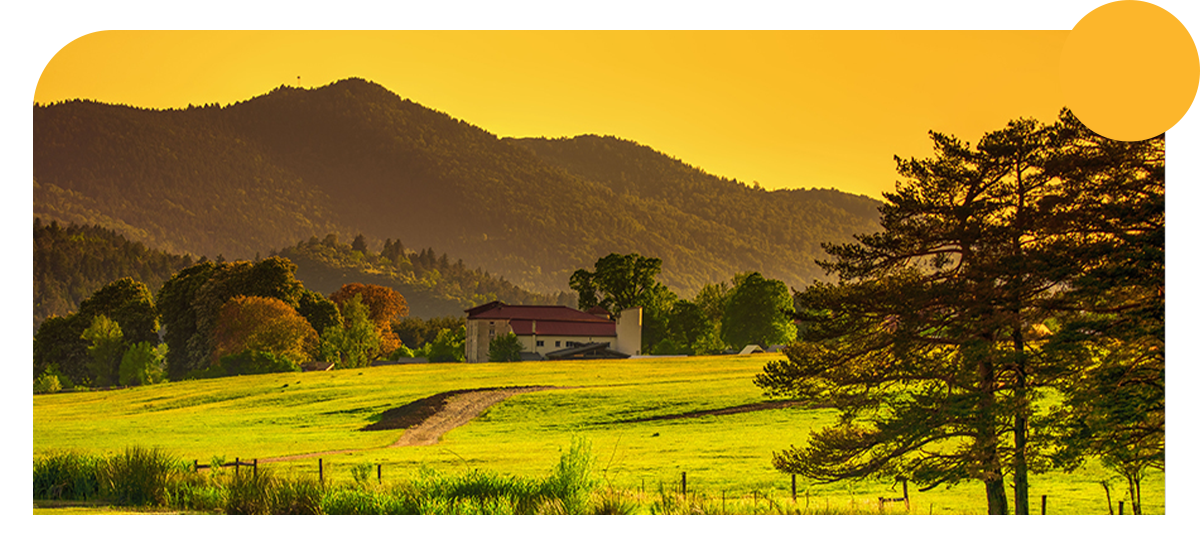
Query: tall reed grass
34 440 603 515
34 442 892 514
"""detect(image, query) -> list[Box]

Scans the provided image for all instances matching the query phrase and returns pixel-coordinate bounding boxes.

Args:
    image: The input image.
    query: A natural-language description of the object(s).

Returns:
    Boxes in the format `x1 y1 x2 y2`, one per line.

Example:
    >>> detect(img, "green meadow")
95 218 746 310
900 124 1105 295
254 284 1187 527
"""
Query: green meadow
33 355 1162 514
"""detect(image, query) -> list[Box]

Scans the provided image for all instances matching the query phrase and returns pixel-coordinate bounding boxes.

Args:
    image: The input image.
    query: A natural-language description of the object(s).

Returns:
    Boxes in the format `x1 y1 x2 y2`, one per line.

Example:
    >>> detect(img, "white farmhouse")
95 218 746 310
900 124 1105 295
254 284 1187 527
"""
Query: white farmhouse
463 301 643 362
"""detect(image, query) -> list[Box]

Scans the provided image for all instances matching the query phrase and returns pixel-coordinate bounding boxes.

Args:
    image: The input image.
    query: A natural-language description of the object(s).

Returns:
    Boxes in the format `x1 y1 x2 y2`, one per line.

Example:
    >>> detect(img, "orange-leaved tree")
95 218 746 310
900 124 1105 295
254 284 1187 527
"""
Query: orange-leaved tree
213 295 319 365
329 283 408 355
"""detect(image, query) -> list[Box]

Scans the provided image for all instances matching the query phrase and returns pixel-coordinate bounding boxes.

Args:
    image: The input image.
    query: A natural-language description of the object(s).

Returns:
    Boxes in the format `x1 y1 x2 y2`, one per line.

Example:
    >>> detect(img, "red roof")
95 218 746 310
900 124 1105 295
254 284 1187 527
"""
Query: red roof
467 302 616 337
509 319 616 337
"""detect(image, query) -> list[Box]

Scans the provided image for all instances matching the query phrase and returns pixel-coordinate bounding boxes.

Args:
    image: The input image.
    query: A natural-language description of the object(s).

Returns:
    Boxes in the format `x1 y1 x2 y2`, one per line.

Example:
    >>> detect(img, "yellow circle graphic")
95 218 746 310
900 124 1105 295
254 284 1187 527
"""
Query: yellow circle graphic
1060 1 1199 141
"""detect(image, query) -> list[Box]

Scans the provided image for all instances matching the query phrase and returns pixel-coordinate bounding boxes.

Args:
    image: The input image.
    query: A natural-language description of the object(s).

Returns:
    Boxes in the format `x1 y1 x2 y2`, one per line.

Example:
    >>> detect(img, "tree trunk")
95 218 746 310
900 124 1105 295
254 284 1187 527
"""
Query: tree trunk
1010 151 1030 516
979 355 1008 515
1012 327 1029 515
986 473 1009 515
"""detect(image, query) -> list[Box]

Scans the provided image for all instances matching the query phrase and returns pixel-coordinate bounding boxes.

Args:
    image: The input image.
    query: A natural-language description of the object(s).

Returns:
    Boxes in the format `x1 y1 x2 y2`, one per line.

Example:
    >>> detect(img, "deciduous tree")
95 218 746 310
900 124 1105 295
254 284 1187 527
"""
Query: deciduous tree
330 283 409 355
320 295 381 369
571 252 675 350
81 315 124 388
157 257 307 379
35 277 160 386
213 295 319 366
721 272 796 350
570 253 664 313
119 342 167 387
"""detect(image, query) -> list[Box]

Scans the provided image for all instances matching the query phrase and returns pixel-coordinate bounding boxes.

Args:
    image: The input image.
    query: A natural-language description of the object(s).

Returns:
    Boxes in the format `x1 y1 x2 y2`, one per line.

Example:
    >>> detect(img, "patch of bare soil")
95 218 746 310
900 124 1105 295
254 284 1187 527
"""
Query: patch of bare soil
616 400 804 423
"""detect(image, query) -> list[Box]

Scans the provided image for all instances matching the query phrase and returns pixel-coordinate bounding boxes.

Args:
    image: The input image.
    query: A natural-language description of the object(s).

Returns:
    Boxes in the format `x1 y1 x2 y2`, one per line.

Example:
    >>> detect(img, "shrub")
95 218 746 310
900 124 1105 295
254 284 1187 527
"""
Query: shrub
388 344 416 360
592 488 640 515
488 332 524 362
541 437 596 514
119 342 166 386
322 488 384 514
427 326 465 363
194 350 299 379
350 462 376 486
223 469 273 514
33 373 62 394
33 451 103 500
271 477 324 514
102 446 181 506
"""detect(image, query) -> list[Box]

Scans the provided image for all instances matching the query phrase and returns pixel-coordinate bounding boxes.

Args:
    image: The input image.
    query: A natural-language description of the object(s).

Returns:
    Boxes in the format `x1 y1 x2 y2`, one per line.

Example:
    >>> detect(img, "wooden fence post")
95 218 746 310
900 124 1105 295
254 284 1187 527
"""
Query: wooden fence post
681 472 687 498
253 458 258 478
377 464 382 484
319 458 324 484
235 457 239 475
1041 494 1046 515
194 459 198 472
792 474 797 501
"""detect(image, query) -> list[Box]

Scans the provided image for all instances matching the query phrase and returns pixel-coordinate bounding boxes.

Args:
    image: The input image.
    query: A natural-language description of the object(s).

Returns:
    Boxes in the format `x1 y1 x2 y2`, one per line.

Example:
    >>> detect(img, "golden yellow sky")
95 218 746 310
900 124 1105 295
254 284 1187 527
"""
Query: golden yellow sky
34 30 1072 198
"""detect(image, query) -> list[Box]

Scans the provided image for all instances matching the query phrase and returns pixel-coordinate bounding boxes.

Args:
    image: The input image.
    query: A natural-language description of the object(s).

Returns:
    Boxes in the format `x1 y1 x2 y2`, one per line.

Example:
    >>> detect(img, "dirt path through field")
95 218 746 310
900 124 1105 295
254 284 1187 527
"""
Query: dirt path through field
387 386 553 447
260 386 555 463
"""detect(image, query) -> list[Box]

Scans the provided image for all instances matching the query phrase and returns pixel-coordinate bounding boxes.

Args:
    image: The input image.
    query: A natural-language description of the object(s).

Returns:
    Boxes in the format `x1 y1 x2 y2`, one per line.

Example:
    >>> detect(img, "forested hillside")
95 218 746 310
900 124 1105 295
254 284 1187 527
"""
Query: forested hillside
32 218 564 329
34 78 882 296
33 219 196 331
276 234 573 319
507 135 883 288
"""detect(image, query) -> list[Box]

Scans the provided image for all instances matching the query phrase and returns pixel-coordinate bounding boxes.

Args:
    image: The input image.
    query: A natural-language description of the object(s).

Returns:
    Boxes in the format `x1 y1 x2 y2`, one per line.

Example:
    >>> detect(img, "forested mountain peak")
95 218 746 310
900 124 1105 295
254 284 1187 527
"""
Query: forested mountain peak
35 77 882 297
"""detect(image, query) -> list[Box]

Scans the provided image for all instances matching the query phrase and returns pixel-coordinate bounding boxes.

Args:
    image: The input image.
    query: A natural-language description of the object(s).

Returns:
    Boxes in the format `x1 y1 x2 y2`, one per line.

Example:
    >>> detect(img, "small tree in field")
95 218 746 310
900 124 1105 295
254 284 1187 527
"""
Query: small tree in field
488 332 523 362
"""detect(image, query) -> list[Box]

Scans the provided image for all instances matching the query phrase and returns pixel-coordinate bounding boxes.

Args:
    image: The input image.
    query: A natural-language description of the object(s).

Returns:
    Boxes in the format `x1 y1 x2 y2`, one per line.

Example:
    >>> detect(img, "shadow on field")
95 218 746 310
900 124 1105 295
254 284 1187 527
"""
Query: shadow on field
612 400 805 424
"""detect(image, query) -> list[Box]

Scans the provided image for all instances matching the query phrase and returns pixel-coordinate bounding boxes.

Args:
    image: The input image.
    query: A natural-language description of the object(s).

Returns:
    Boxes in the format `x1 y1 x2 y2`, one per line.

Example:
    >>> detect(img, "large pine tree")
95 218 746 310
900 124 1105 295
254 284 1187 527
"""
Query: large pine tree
756 110 1164 514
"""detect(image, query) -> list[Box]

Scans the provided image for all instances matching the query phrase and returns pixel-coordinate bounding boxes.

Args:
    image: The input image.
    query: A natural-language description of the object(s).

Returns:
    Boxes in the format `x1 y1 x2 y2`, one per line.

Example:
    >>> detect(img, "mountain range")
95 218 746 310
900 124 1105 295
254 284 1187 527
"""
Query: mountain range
34 77 882 298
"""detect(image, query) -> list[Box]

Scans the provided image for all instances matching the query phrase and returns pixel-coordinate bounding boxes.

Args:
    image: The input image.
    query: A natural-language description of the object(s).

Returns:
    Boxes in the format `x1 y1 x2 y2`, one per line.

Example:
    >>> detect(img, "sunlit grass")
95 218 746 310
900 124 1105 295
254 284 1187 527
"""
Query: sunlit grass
34 355 1163 514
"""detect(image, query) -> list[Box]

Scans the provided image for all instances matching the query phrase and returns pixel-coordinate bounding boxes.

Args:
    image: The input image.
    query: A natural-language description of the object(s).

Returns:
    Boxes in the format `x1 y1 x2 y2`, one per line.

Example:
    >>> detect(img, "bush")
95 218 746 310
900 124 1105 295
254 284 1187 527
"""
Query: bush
102 446 181 506
488 332 523 362
540 437 596 514
34 373 62 394
388 344 416 360
119 342 166 386
194 350 299 379
427 326 465 363
34 451 103 500
271 477 324 514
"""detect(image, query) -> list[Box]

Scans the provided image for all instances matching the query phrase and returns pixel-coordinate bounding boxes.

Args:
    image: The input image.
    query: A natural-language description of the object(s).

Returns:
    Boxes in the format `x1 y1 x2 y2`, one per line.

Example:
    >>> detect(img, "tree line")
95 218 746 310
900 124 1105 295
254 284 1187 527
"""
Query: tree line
33 256 438 391
34 219 196 331
755 111 1163 515
274 232 573 318
564 252 798 356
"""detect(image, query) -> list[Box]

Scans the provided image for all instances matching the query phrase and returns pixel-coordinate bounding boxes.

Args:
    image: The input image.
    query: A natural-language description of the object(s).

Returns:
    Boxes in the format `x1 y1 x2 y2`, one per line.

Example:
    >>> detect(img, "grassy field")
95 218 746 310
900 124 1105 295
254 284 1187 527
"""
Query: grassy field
33 354 1163 514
